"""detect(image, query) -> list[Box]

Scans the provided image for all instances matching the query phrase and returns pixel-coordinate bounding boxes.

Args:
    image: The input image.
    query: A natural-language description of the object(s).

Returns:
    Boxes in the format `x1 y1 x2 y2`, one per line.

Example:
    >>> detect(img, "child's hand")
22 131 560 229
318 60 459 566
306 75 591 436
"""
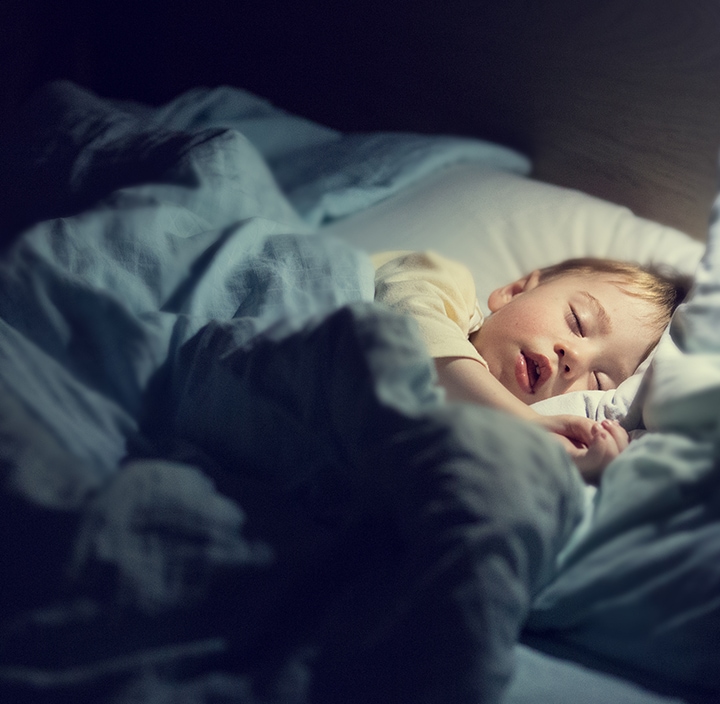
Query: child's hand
533 415 629 483
432 357 630 482
572 419 629 484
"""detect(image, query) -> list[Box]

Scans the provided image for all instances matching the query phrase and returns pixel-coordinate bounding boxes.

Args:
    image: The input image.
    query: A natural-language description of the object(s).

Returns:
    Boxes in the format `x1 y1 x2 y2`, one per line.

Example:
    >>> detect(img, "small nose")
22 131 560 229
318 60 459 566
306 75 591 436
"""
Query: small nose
555 343 580 376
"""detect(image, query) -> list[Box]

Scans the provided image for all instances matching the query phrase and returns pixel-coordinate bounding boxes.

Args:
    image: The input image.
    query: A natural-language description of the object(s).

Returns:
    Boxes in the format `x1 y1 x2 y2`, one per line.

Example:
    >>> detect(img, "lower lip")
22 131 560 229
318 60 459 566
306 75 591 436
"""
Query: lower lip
515 353 534 394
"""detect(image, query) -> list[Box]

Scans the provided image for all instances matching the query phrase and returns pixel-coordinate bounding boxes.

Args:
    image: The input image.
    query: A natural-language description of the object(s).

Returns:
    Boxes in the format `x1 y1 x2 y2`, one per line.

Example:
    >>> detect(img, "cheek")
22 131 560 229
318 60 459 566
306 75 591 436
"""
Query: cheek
473 314 518 371
489 305 540 336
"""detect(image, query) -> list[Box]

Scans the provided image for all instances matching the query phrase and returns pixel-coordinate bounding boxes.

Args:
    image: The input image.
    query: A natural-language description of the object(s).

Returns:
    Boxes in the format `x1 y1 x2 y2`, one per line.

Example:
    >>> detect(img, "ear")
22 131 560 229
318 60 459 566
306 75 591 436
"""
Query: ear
487 270 541 312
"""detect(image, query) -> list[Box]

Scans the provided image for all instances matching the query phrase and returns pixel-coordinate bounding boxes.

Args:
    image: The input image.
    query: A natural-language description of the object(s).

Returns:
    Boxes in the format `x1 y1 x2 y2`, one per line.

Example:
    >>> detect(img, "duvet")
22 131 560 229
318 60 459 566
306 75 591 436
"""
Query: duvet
0 83 584 703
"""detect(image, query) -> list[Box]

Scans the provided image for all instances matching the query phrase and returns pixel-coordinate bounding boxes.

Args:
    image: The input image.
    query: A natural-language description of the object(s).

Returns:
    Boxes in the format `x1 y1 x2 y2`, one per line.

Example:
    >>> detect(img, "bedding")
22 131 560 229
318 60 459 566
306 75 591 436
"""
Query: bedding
0 81 717 704
0 82 579 704
324 150 720 701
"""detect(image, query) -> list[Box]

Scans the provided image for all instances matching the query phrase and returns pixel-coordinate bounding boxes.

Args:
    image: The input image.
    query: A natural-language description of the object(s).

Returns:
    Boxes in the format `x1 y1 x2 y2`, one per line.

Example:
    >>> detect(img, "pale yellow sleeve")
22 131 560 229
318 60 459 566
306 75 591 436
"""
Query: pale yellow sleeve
372 250 488 366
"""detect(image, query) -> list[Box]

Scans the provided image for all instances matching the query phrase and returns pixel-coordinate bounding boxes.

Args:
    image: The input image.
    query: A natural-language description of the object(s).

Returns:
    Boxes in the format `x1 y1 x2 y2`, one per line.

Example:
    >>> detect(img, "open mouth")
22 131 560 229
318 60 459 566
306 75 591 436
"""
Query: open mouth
515 351 548 396
526 355 541 390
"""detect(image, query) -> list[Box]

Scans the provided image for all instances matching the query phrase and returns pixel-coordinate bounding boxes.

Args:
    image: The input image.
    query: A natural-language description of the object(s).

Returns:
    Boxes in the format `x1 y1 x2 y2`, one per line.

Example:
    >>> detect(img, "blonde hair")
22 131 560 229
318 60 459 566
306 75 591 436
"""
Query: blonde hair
538 257 692 335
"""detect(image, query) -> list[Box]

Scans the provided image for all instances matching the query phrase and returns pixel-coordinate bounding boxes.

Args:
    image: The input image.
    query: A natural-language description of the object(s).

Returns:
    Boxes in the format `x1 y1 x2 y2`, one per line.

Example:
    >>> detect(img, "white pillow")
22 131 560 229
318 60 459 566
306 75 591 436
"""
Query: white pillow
321 164 705 426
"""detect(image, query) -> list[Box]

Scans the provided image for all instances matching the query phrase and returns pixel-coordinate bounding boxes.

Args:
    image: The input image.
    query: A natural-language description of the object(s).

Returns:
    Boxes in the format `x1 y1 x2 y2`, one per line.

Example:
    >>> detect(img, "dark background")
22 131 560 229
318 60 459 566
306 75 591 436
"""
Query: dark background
3 0 539 146
4 0 720 239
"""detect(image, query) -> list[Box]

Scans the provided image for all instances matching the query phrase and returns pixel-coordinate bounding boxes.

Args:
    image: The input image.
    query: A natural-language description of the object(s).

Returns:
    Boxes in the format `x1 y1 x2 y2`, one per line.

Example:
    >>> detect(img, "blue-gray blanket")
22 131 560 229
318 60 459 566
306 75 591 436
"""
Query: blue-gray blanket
0 82 583 704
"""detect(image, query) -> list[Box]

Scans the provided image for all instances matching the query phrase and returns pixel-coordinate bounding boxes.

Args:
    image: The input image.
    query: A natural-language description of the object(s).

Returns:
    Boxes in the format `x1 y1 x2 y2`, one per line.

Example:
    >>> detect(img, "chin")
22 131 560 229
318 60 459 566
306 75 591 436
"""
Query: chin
509 386 533 404
513 385 545 405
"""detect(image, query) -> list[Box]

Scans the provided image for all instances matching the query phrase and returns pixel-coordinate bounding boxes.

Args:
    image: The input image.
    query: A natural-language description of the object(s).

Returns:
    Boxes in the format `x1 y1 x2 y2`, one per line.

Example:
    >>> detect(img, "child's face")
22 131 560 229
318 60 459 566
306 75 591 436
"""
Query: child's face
471 271 661 404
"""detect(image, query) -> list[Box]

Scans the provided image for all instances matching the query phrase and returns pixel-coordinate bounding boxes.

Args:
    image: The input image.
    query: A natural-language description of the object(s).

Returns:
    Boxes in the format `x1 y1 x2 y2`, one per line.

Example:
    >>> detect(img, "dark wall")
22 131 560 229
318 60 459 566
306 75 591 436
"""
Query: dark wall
3 0 537 149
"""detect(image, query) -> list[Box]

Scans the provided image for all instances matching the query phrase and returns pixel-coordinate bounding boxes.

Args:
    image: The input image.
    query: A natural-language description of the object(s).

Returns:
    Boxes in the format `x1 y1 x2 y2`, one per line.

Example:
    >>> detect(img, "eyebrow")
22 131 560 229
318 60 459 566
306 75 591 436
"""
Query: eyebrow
580 291 612 334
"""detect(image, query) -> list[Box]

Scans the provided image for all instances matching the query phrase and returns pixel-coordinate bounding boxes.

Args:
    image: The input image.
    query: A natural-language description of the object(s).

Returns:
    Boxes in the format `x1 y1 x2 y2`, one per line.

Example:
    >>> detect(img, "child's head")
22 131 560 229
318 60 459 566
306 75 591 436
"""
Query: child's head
470 257 692 404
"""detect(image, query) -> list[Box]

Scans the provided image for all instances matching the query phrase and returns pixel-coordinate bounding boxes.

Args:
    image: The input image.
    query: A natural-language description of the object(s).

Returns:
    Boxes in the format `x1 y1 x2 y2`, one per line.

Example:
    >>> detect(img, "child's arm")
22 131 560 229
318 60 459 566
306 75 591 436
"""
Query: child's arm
435 356 627 478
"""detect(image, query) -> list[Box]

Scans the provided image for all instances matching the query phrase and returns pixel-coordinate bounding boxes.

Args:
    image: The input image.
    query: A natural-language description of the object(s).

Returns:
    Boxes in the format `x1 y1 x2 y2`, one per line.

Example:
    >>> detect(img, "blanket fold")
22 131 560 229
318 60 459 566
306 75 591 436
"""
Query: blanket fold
0 81 582 704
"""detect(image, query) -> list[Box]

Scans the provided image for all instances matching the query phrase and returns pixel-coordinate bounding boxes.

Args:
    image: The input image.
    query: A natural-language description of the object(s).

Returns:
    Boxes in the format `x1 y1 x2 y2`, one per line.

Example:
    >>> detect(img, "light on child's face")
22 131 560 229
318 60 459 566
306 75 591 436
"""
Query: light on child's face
470 273 659 404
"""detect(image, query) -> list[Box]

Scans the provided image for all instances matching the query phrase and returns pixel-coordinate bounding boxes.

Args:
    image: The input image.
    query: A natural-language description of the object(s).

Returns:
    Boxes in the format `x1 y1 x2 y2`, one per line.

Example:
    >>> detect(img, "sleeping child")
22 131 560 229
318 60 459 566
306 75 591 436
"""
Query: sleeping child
373 251 691 482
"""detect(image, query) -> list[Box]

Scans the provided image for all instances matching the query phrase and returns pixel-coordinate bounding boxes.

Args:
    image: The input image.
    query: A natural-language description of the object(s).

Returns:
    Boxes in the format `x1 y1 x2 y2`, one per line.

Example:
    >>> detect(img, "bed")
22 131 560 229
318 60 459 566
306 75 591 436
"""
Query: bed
0 64 718 704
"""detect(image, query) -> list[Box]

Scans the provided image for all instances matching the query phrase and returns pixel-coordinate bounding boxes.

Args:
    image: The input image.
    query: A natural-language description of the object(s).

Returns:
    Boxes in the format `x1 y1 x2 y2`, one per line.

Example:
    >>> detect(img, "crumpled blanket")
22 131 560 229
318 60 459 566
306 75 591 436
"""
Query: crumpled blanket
1 302 584 704
0 81 583 704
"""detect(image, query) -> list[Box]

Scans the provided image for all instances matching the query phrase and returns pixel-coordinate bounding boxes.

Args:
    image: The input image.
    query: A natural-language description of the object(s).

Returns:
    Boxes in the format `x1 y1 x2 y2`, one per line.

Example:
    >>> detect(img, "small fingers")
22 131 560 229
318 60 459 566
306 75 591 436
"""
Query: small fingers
559 415 600 445
552 432 585 457
600 419 629 451
546 417 631 485
574 422 627 484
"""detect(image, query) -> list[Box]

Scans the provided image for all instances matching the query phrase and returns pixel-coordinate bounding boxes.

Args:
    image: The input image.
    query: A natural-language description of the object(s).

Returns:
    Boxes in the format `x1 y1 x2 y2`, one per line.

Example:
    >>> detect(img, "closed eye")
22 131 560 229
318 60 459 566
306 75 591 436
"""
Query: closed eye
567 306 584 337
